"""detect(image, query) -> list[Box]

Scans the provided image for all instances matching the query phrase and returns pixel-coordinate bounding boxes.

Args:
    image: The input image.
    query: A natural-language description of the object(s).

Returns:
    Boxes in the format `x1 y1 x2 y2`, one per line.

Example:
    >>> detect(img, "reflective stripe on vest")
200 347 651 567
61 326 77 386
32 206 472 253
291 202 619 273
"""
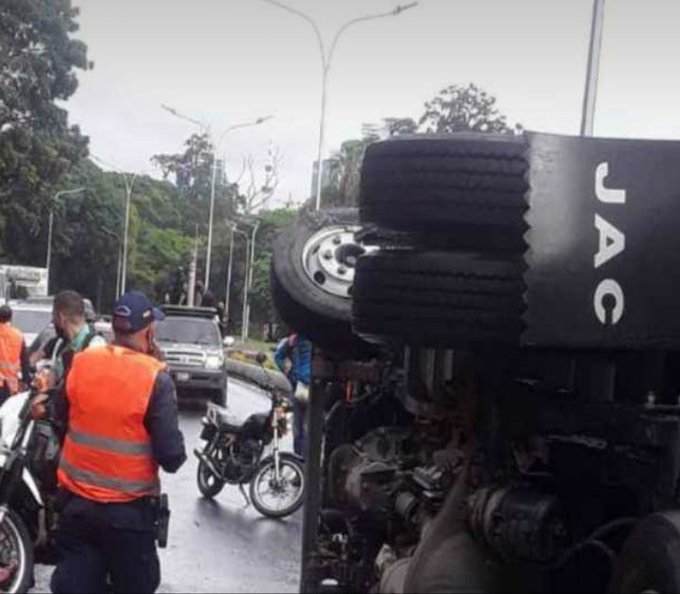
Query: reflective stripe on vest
67 429 152 456
59 459 159 495
0 324 23 394
58 345 165 503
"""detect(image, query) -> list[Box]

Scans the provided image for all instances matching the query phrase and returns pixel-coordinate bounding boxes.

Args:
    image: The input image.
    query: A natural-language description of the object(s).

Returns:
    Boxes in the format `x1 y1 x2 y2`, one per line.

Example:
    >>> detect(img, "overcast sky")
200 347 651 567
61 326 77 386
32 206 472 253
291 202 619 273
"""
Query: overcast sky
64 0 680 207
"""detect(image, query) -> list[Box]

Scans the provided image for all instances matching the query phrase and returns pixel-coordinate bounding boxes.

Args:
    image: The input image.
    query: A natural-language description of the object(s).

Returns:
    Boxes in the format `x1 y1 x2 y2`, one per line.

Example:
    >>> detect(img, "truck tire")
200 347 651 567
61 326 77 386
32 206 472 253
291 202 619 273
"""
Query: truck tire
352 250 525 348
271 208 374 358
608 512 680 593
360 134 529 253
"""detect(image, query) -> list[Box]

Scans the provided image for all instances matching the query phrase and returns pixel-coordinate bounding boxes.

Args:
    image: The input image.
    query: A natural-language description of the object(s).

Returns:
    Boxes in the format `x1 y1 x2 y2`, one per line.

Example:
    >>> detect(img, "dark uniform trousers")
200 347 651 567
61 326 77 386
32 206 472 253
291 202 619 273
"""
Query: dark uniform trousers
51 494 160 594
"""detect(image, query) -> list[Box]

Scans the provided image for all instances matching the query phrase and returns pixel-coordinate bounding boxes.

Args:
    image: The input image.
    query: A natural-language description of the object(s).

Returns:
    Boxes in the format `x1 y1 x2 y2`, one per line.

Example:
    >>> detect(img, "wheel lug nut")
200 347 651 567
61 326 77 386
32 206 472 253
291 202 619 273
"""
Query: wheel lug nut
323 250 333 260
332 236 342 245
338 266 347 275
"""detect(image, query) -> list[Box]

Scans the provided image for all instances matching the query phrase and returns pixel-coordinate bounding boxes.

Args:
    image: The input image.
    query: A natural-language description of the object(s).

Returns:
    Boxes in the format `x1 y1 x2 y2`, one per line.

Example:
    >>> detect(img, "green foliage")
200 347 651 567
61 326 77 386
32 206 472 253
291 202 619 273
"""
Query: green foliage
0 0 91 264
419 83 521 135
131 226 192 292
323 83 521 208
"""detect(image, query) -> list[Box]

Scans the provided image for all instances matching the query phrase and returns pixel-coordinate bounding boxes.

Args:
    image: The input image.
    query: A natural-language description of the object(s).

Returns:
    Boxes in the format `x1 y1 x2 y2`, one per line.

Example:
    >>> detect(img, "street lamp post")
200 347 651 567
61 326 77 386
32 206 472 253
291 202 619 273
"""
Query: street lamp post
238 219 260 342
119 173 138 296
91 154 147 299
162 105 272 290
260 0 418 210
224 223 240 331
46 187 85 294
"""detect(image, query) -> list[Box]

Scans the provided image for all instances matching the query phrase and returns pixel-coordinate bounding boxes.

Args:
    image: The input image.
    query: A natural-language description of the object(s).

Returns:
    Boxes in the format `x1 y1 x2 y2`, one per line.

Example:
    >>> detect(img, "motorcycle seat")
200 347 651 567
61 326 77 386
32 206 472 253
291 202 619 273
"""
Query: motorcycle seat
206 402 245 432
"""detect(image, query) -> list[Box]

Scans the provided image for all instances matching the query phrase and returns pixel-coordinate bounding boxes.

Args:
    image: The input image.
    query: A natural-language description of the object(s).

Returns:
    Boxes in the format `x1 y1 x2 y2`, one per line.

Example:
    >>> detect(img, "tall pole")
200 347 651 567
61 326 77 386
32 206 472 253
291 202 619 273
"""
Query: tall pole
581 0 606 136
313 72 328 211
188 225 199 307
224 224 238 330
242 220 260 342
206 154 219 290
46 187 85 294
260 1 418 210
46 211 55 295
241 236 251 343
115 243 123 300
120 174 137 295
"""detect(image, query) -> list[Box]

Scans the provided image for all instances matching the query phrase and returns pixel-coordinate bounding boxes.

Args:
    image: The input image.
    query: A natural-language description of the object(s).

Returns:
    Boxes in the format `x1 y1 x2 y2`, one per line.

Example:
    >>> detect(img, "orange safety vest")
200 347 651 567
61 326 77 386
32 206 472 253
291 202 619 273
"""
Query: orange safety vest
0 323 23 394
58 345 165 503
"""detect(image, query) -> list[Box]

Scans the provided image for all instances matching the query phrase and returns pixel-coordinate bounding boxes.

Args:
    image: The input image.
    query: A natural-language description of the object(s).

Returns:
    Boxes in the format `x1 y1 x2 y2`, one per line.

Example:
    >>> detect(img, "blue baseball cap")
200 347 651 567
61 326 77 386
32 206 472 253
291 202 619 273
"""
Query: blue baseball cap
112 291 165 335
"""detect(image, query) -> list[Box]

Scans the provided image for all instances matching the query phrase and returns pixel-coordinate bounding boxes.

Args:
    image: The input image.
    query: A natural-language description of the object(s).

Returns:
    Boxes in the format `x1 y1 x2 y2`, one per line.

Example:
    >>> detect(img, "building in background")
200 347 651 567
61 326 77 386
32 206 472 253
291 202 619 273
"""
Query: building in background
310 158 339 198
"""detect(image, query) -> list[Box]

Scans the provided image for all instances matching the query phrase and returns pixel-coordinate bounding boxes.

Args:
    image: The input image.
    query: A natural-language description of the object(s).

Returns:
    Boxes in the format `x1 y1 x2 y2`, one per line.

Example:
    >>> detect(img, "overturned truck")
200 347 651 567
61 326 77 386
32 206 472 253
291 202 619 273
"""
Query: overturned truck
272 132 680 593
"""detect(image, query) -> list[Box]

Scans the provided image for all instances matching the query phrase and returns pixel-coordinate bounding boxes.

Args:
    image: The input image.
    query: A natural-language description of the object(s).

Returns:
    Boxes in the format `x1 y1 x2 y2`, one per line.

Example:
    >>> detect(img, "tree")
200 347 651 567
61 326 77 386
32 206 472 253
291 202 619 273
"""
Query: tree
322 84 521 208
419 83 520 135
247 208 298 333
0 0 91 261
239 145 282 215
152 133 218 235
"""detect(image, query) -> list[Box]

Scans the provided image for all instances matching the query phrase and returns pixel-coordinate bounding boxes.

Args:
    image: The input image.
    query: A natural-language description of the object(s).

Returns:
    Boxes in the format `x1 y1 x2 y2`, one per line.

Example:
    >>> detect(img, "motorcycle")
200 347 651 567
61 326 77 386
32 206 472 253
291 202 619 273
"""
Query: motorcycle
0 384 59 594
195 358 305 519
0 346 66 593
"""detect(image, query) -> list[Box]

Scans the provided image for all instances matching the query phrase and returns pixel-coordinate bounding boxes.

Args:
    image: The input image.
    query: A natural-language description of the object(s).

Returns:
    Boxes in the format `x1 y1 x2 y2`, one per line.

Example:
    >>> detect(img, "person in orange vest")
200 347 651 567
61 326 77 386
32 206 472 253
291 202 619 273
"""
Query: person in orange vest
0 305 31 402
49 291 186 594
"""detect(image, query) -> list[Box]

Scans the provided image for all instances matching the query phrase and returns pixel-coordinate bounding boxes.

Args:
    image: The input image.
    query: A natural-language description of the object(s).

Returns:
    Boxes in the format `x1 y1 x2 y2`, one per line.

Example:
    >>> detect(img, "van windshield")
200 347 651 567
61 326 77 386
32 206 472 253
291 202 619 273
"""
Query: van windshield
155 317 220 347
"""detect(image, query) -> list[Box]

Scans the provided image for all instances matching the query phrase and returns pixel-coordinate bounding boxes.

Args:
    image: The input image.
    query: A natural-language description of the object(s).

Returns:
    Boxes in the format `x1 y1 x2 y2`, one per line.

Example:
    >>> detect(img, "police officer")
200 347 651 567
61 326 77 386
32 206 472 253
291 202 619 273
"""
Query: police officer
0 304 30 401
50 291 186 594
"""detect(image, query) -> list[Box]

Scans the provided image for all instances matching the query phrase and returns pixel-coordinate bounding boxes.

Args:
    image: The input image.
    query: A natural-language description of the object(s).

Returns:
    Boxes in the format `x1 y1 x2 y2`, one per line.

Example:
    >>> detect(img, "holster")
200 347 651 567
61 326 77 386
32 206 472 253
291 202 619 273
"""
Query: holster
154 493 170 548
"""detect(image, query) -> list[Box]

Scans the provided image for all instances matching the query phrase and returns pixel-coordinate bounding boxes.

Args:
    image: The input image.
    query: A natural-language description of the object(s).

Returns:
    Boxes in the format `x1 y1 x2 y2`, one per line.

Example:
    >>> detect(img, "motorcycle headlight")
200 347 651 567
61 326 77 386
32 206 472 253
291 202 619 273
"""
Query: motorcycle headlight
205 355 223 370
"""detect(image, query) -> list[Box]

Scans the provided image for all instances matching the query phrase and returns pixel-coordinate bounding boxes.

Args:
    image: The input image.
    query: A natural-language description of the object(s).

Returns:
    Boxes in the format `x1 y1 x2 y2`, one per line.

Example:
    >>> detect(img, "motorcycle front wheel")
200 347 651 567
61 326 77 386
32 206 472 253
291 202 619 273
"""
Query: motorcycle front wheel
249 456 305 519
0 508 33 593
197 459 225 500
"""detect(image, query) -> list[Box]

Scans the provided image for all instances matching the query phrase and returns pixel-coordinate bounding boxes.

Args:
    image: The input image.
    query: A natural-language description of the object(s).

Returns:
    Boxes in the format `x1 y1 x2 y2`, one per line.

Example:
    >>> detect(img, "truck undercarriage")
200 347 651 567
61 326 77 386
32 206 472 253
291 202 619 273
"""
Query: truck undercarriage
300 348 680 593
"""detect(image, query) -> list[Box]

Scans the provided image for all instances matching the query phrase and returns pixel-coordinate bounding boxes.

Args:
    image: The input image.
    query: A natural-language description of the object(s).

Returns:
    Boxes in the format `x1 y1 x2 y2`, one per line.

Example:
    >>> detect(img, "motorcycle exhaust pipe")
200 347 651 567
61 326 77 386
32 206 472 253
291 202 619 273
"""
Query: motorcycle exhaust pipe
193 448 221 479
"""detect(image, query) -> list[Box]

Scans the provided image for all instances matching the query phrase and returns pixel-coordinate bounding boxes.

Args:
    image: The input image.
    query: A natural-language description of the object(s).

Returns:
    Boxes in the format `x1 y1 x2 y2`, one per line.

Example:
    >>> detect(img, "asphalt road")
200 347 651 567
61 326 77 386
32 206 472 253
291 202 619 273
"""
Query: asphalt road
33 378 302 593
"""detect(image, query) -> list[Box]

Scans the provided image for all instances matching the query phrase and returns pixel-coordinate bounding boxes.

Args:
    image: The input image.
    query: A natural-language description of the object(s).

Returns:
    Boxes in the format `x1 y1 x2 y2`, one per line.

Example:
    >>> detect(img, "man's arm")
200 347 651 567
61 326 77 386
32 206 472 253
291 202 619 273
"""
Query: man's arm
144 371 186 473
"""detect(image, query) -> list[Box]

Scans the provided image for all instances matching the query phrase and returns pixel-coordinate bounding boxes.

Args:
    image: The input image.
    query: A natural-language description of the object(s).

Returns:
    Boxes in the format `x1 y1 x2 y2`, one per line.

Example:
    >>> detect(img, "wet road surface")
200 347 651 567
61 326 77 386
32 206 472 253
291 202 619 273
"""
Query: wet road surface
33 378 302 593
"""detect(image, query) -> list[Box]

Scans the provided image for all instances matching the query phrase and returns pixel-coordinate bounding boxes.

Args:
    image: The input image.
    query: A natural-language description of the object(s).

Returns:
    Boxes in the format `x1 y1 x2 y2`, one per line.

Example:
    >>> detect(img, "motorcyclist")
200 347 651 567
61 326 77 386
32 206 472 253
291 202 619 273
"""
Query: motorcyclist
52 290 107 382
